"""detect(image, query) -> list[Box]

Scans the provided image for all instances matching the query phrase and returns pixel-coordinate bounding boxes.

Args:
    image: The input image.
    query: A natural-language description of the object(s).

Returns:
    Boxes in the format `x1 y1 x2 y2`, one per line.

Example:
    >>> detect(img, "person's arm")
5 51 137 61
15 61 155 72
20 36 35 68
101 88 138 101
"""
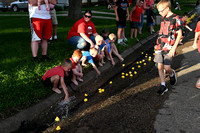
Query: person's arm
80 33 95 48
115 5 119 21
93 33 98 37
193 31 200 49
185 25 193 31
91 63 101 75
168 29 182 57
60 77 69 101
126 5 130 21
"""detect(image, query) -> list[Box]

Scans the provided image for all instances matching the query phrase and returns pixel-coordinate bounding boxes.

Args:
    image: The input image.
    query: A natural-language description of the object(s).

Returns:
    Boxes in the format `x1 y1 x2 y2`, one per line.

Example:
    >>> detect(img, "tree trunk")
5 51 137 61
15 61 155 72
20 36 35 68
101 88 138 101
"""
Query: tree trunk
87 0 92 6
68 0 82 20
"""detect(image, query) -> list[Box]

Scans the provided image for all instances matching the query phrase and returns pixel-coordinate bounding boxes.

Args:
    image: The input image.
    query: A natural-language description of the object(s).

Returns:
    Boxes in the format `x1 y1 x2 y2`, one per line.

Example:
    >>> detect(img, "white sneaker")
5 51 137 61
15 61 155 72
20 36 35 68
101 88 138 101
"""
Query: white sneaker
123 37 128 42
49 36 52 40
54 35 57 40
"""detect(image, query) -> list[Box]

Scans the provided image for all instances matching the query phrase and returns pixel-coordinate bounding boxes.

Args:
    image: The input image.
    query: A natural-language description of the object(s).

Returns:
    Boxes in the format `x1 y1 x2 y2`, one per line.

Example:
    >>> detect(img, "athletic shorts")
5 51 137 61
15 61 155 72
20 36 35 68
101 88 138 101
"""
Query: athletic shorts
50 9 58 25
130 21 139 28
154 53 172 65
30 18 52 41
41 78 53 87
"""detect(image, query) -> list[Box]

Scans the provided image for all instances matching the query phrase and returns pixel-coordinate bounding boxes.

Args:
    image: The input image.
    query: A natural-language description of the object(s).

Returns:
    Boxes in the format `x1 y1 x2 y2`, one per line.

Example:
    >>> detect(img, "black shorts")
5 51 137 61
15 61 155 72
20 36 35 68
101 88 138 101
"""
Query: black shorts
41 78 53 87
130 21 139 28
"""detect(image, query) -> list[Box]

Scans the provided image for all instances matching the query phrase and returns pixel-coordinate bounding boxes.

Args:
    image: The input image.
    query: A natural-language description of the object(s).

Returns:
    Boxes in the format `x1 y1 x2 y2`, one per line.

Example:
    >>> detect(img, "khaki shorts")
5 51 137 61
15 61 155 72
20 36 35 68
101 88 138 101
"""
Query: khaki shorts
50 9 58 25
154 53 172 65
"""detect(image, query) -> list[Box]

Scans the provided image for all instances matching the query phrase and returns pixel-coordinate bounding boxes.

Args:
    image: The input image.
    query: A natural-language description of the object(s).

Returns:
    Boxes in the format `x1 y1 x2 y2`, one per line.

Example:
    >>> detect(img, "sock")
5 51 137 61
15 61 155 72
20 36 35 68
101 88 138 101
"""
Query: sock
118 39 122 43
169 71 174 77
161 82 166 86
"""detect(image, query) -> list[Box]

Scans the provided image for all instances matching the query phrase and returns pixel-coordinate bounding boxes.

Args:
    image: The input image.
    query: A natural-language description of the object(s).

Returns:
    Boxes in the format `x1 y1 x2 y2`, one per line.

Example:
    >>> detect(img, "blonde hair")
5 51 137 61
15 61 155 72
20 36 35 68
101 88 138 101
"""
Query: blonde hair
95 35 103 44
108 33 116 41
72 49 82 58
157 0 171 10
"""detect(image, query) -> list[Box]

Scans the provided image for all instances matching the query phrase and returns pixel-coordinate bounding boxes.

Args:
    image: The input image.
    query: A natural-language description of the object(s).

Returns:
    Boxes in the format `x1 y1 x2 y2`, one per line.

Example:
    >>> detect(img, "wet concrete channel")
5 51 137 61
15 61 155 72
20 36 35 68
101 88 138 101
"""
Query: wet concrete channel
5 8 200 133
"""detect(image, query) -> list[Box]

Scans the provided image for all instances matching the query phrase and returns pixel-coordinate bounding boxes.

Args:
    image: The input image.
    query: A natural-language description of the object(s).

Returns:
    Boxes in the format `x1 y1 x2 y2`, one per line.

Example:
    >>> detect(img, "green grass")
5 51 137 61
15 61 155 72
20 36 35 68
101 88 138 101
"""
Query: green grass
0 2 197 119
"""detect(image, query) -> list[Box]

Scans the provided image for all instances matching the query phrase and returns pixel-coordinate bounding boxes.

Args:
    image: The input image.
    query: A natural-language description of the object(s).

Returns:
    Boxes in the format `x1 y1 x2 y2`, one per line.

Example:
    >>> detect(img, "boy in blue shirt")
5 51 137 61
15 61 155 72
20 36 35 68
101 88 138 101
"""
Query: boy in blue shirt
81 48 101 75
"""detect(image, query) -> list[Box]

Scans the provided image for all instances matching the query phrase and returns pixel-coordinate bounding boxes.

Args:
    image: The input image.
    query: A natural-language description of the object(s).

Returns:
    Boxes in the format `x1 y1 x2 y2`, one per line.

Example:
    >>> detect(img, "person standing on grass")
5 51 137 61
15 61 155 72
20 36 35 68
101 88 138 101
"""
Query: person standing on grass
42 58 73 101
28 0 57 62
115 0 129 47
49 8 58 40
130 0 145 41
67 10 98 51
154 0 182 95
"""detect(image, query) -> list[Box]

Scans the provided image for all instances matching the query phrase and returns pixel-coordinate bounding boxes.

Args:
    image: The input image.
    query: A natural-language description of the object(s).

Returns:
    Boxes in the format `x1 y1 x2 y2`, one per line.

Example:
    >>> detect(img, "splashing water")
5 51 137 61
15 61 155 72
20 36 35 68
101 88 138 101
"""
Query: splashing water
56 96 76 118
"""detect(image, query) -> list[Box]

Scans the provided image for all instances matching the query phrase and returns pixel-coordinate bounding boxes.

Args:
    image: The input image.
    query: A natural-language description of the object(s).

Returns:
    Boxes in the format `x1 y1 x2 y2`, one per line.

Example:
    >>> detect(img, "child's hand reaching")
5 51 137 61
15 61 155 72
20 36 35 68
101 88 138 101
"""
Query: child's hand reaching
192 42 198 49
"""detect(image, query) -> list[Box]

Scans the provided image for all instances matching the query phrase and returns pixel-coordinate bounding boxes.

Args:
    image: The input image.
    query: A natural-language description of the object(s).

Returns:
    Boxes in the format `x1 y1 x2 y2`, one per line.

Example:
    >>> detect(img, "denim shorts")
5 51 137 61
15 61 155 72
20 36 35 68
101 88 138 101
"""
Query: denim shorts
130 21 139 28
68 35 95 50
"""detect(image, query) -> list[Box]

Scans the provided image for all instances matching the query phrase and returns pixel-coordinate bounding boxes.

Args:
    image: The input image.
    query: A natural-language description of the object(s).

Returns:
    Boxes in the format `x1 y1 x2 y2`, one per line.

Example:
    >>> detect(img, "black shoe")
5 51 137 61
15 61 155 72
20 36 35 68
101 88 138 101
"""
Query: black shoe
33 57 39 63
42 56 52 62
157 85 168 95
170 69 177 85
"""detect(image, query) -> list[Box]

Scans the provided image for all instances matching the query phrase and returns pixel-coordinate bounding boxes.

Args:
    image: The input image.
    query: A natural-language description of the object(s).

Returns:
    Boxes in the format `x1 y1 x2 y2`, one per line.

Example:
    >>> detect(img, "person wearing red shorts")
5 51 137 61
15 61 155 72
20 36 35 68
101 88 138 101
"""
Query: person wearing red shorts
28 0 57 62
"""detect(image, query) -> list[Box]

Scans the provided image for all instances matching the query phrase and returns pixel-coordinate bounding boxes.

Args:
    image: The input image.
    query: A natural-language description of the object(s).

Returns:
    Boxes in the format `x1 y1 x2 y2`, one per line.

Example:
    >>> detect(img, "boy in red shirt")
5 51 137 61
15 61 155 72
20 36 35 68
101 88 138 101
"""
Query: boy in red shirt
42 58 73 101
154 0 182 95
70 49 83 86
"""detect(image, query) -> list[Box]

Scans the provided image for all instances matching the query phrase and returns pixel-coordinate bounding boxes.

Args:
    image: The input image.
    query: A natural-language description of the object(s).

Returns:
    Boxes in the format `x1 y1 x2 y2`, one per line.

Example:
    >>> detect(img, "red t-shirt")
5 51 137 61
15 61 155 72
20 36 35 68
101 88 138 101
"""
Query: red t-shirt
131 5 143 22
70 57 78 69
67 18 97 40
195 21 200 53
42 66 64 81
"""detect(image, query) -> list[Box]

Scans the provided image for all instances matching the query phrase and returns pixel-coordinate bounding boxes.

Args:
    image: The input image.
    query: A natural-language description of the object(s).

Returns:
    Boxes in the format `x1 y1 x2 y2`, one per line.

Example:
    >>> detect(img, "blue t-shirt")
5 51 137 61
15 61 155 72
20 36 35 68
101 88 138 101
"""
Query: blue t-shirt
99 43 106 51
82 51 94 64
105 39 111 53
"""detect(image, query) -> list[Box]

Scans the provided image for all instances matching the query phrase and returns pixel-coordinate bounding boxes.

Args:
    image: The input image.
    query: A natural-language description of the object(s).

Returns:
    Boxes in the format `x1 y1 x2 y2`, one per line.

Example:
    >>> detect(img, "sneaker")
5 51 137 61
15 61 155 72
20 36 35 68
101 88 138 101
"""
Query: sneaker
49 36 52 41
170 69 177 85
118 42 127 47
42 56 52 62
33 57 39 63
123 37 128 42
54 35 57 40
157 85 168 95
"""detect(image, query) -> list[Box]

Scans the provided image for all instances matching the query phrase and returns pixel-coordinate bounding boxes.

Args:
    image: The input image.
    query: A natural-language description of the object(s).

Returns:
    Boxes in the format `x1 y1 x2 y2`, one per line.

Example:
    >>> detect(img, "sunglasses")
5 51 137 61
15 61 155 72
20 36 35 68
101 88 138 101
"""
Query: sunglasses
84 15 91 18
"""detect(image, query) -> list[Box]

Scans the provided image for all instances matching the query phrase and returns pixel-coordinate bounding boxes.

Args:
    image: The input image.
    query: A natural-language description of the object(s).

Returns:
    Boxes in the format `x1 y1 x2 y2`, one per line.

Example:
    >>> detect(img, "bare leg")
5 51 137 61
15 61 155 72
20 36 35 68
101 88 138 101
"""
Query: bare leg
158 63 165 83
130 28 134 38
51 75 61 94
31 41 39 57
40 39 48 55
111 43 124 61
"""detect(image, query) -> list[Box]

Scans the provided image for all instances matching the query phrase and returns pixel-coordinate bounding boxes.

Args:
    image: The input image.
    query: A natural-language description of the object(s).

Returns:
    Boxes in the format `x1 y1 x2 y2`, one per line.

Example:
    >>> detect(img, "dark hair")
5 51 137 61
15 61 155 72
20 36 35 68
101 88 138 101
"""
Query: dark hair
84 10 92 16
183 12 188 17
62 58 73 67
101 28 109 34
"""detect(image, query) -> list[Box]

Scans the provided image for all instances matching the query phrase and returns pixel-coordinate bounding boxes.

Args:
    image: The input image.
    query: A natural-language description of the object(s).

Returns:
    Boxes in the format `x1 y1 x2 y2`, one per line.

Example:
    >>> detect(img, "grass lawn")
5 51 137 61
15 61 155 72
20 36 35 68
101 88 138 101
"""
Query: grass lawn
0 2 196 119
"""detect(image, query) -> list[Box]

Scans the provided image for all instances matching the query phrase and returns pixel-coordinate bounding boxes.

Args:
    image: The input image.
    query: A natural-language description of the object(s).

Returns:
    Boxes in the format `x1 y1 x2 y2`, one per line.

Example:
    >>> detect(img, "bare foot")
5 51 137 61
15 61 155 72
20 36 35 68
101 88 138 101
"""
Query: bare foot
82 63 87 67
71 79 78 86
119 56 124 62
52 88 61 94
107 56 111 61
77 78 83 82
102 61 106 64
98 62 103 66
